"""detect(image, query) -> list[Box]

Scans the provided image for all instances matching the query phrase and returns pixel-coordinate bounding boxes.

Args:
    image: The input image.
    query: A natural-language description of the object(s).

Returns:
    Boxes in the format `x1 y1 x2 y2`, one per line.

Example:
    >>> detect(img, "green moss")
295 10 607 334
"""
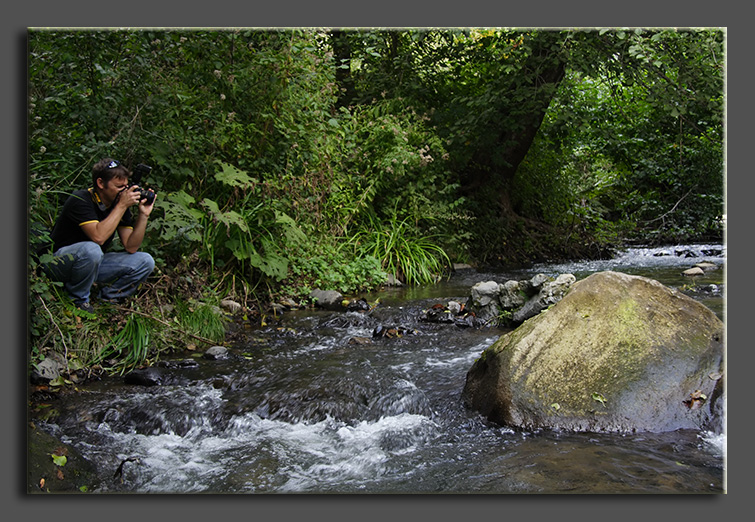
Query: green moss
468 272 725 431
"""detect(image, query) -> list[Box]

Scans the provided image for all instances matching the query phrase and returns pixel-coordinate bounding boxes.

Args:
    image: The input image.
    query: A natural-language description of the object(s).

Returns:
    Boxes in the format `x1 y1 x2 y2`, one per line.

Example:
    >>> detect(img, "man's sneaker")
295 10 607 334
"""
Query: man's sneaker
75 301 96 314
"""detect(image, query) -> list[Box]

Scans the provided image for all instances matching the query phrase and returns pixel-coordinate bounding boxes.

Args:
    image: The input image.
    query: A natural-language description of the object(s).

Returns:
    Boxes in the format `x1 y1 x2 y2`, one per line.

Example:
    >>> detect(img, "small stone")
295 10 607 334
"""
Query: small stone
220 299 242 313
309 289 344 310
124 367 163 386
203 345 229 360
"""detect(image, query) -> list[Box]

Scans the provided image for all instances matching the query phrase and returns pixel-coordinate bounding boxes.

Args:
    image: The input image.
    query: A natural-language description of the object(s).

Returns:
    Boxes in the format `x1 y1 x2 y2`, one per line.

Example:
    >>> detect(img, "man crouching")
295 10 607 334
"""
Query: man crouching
43 158 156 313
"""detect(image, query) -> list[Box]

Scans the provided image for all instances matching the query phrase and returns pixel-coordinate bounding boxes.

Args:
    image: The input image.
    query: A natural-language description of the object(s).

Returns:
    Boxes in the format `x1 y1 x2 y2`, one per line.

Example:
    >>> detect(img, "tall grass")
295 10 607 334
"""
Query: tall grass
349 215 451 286
92 315 152 374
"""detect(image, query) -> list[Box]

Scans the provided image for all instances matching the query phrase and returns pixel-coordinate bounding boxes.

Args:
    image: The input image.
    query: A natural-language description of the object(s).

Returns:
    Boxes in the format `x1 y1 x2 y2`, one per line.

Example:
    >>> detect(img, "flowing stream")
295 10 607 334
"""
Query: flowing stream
32 244 726 493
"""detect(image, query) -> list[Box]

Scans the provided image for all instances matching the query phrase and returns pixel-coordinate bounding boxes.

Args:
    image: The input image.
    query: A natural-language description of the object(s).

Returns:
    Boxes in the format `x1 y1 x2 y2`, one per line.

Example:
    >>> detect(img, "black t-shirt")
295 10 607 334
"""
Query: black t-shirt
50 188 134 252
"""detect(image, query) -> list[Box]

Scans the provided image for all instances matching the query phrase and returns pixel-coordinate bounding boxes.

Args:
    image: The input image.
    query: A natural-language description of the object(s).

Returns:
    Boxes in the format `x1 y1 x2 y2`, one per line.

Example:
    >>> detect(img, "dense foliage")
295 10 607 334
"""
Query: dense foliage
27 28 724 374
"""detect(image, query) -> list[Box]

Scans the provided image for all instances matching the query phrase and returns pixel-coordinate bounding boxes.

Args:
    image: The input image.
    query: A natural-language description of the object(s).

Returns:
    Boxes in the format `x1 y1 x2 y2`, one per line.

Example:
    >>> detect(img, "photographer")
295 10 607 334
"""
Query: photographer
43 158 156 313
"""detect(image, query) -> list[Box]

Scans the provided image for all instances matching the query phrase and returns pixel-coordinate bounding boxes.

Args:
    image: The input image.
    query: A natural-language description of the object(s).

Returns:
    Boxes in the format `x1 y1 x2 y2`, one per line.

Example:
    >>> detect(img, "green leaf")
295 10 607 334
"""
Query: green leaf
202 199 249 233
214 161 256 188
591 392 607 407
169 190 197 207
51 454 67 467
49 376 71 387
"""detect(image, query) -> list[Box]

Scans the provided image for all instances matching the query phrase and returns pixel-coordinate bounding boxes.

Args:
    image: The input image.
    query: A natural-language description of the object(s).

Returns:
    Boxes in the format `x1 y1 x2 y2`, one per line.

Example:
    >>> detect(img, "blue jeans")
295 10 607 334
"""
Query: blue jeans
44 241 155 305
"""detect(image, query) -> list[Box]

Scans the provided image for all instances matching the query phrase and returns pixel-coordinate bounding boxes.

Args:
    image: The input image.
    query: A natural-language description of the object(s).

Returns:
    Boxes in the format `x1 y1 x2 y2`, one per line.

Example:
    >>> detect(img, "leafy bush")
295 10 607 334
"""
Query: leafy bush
284 243 387 296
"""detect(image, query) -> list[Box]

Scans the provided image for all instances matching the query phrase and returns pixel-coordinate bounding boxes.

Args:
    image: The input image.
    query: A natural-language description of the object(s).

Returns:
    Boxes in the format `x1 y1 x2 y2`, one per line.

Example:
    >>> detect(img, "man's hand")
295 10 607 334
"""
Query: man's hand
137 190 156 217
117 186 143 210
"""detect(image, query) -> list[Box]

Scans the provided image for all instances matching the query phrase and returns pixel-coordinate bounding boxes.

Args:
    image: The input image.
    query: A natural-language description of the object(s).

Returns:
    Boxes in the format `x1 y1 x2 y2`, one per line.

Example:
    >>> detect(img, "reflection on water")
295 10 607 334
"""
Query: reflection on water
32 244 726 493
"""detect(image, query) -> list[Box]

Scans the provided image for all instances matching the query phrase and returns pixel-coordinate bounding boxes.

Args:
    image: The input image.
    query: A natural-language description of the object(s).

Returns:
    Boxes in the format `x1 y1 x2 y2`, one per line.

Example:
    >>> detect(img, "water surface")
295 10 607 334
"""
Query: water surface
33 244 726 493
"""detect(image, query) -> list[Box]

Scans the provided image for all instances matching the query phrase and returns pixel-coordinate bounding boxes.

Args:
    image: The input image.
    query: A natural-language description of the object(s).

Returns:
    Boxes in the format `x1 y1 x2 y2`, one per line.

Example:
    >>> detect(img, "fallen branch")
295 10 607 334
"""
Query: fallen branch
644 188 694 224
37 294 71 375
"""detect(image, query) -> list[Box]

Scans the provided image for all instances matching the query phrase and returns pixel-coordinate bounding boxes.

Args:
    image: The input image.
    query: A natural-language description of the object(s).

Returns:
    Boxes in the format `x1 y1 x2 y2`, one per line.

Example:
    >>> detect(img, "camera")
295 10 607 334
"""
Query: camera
130 163 156 205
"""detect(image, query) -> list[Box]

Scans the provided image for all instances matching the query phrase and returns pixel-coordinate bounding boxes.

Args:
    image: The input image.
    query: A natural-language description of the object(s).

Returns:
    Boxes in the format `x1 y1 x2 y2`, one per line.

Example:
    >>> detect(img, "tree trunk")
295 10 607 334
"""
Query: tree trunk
463 34 567 216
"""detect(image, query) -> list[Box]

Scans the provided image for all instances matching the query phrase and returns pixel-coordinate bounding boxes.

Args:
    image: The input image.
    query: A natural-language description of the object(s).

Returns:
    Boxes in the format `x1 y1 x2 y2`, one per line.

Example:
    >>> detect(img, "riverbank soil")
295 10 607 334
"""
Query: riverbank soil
27 423 99 493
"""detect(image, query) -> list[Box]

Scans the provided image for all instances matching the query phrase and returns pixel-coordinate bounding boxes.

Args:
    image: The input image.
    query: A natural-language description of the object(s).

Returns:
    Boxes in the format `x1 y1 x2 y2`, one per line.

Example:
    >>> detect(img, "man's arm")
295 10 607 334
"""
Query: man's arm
79 188 140 246
119 193 156 254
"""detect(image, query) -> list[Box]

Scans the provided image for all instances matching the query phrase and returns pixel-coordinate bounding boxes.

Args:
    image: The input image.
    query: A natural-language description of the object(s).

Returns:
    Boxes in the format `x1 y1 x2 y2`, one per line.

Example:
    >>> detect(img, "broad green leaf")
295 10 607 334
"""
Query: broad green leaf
51 454 67 467
214 161 255 187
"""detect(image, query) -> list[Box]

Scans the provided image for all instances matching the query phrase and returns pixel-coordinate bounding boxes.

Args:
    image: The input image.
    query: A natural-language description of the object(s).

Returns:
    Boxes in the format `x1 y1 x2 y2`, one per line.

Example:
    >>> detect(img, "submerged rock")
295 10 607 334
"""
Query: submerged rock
462 271 724 433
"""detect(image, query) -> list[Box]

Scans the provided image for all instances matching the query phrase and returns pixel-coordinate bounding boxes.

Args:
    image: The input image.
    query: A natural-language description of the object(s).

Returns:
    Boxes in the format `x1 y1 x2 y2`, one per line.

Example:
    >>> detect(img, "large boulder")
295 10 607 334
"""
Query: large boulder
462 271 724 433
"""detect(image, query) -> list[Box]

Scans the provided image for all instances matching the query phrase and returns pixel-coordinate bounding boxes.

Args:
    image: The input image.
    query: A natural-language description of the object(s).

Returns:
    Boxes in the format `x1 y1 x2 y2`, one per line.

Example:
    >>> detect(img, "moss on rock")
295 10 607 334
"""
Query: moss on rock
463 271 724 433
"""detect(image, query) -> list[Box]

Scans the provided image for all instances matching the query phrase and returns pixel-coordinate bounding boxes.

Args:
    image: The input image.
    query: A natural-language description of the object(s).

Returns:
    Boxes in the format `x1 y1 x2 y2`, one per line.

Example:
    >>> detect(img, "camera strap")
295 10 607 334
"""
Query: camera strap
89 187 109 212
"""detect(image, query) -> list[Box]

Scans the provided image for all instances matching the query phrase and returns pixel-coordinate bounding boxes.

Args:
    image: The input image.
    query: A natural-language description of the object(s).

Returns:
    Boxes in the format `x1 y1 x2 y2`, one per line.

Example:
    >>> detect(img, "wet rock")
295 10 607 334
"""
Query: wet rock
419 300 480 327
124 367 164 386
156 359 199 369
345 298 370 312
454 315 477 328
309 289 345 310
385 274 404 287
675 247 699 258
421 305 456 324
203 345 230 360
30 354 67 384
466 273 576 327
511 273 576 324
372 325 418 339
463 271 724 433
682 267 705 277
